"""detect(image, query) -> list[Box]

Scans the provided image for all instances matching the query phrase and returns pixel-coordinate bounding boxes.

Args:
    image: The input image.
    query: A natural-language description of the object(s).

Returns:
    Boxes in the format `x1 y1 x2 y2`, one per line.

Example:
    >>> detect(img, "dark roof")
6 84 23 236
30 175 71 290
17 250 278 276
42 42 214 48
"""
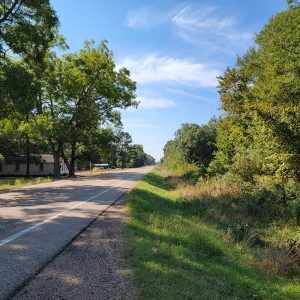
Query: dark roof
4 154 54 164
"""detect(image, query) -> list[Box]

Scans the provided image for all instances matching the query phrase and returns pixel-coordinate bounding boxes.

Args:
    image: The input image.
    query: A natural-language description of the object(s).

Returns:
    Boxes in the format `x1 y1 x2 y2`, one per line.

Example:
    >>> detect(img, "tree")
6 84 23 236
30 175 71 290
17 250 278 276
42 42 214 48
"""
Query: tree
161 117 218 175
128 144 146 168
287 0 300 7
209 64 255 175
35 40 137 177
145 154 156 165
0 1 64 172
69 127 115 169
0 59 44 175
177 118 218 168
116 131 132 168
162 139 183 170
0 0 59 61
106 130 154 168
210 4 300 181
251 5 300 178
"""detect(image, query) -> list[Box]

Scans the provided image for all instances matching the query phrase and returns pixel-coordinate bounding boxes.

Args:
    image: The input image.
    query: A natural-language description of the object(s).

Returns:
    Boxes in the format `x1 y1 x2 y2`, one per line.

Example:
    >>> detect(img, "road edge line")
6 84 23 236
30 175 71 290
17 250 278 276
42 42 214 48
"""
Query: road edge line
5 191 129 300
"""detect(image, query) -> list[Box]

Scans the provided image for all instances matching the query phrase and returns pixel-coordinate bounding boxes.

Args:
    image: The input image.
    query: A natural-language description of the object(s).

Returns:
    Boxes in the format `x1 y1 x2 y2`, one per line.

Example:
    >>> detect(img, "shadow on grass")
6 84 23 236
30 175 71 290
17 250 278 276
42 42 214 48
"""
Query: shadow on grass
142 172 172 191
125 172 300 300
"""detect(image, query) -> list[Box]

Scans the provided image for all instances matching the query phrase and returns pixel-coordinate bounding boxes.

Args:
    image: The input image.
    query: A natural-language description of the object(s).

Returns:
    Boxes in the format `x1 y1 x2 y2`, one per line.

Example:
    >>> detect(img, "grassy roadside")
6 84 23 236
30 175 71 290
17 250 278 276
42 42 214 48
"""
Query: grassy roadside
125 171 300 299
0 177 52 191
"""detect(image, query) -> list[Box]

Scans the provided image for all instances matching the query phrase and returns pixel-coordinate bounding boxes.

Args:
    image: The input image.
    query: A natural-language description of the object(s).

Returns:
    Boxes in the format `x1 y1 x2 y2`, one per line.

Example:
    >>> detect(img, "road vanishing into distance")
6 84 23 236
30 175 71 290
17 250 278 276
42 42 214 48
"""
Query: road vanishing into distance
0 167 152 299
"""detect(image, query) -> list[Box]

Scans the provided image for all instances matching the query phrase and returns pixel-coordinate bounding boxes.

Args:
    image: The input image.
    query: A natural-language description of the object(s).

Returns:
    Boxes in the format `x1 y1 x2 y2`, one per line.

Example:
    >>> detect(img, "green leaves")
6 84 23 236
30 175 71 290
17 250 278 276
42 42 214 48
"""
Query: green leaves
287 0 300 8
211 4 300 181
0 0 60 61
0 4 141 174
0 59 38 116
162 117 218 176
162 4 300 182
33 40 138 175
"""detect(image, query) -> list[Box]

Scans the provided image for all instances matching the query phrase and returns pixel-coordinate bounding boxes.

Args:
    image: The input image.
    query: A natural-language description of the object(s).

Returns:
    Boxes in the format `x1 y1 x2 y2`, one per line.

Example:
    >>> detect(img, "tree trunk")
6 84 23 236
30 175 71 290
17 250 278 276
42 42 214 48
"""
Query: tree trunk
70 141 76 177
63 142 76 177
25 113 30 177
26 135 30 177
61 150 70 175
69 159 75 177
53 151 60 179
48 137 63 179
61 146 76 178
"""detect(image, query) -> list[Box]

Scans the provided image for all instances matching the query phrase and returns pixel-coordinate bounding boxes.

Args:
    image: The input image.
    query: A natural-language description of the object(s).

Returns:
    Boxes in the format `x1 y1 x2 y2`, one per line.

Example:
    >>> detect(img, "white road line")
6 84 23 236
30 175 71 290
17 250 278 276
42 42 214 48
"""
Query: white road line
0 174 141 247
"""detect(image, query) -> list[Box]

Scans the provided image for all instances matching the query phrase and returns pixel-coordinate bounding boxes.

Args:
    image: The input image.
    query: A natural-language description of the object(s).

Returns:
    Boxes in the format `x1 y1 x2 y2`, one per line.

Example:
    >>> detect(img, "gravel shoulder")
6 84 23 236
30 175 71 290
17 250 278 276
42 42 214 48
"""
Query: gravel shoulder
13 194 136 300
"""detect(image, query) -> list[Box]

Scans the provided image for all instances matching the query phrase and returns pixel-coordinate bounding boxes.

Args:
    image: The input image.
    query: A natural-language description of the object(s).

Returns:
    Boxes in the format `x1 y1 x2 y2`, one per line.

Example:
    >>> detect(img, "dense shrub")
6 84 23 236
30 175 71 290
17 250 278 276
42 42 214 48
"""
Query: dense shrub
245 183 298 223
229 149 265 183
292 197 300 226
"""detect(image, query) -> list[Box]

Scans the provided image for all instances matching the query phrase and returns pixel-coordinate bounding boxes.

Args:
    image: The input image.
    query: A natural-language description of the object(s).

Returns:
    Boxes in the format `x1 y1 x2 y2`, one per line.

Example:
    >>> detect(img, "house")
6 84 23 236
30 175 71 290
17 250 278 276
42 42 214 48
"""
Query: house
0 154 69 176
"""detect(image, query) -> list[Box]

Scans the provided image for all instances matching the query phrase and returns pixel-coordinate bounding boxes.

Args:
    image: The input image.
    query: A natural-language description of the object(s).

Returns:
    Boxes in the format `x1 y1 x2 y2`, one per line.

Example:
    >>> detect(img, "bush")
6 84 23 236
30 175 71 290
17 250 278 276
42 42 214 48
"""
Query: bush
196 175 242 199
292 197 300 226
15 178 26 185
182 164 205 182
165 176 186 189
35 177 51 184
261 226 300 272
227 217 251 241
226 218 263 247
245 182 298 223
229 149 265 183
92 167 103 173
162 163 201 181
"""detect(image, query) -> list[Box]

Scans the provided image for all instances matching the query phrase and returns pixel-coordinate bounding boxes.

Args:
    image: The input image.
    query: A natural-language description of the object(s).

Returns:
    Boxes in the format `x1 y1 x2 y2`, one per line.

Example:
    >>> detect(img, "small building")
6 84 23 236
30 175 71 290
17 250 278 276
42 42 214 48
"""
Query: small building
0 154 69 176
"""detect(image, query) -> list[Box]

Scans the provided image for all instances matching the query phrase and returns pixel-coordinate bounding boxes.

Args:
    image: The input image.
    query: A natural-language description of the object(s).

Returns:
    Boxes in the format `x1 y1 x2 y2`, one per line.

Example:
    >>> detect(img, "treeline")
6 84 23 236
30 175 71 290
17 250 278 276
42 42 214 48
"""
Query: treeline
162 2 300 184
101 131 155 169
162 118 218 177
160 3 300 272
0 1 154 178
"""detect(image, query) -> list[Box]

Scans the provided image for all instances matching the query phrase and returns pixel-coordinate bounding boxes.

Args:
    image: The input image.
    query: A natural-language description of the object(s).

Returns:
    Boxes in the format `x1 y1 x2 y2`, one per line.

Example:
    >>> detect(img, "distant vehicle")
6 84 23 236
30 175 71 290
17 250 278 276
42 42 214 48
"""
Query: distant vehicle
93 163 110 170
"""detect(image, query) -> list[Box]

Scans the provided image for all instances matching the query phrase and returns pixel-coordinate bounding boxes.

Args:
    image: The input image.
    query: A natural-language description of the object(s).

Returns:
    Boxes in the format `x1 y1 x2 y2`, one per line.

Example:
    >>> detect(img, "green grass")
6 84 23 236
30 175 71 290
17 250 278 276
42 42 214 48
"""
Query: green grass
125 171 300 300
0 177 52 191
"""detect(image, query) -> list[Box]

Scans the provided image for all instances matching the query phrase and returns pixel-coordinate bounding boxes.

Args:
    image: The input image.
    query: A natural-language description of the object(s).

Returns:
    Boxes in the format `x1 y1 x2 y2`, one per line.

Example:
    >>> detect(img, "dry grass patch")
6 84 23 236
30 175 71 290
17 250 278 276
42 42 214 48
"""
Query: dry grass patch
0 177 52 190
177 176 242 200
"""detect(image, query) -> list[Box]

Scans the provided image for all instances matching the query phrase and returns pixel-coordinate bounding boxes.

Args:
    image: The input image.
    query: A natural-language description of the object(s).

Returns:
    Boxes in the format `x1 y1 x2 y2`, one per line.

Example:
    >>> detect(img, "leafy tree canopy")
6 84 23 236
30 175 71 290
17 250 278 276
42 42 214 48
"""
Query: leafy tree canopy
0 0 61 61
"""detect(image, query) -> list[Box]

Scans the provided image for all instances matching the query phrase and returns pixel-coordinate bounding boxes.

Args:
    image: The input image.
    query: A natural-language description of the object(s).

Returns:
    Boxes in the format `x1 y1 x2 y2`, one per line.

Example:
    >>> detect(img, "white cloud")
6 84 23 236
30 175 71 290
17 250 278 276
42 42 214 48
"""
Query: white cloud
119 54 220 87
126 7 165 30
172 5 254 46
172 6 234 31
137 96 177 109
125 5 254 54
164 88 212 102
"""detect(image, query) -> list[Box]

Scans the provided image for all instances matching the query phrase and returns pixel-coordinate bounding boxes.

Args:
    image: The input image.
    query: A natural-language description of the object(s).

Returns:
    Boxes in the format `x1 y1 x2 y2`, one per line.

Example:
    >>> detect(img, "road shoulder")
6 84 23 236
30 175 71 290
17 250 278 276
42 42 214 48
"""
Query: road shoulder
13 194 136 300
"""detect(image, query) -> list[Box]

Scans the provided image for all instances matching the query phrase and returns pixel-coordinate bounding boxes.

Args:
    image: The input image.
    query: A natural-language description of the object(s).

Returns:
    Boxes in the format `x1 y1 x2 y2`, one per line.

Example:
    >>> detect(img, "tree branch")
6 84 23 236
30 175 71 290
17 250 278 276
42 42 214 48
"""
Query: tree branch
0 0 23 24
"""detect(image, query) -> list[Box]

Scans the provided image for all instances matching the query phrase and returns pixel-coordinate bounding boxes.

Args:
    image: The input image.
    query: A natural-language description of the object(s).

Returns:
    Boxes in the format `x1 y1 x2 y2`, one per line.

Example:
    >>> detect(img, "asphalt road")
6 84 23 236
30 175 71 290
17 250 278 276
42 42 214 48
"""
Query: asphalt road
0 166 152 299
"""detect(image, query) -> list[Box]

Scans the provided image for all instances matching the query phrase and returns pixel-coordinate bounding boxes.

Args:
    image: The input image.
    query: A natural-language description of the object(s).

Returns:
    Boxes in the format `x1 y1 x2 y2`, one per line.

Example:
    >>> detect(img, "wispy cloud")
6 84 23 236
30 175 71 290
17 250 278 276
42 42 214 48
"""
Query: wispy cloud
164 88 212 102
119 54 220 87
172 6 234 31
126 7 165 30
137 96 177 109
172 5 253 50
125 5 254 54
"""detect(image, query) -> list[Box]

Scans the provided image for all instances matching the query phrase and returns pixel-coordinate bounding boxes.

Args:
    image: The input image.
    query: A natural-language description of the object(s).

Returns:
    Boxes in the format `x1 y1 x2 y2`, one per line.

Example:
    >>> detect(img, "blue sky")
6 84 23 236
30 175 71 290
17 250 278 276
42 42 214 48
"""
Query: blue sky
50 0 287 161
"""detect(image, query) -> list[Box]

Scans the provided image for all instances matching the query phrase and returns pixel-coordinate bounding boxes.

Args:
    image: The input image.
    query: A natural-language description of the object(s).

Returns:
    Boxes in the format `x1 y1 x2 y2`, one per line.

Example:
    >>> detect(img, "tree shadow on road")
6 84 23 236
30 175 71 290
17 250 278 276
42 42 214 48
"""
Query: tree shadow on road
11 200 136 300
